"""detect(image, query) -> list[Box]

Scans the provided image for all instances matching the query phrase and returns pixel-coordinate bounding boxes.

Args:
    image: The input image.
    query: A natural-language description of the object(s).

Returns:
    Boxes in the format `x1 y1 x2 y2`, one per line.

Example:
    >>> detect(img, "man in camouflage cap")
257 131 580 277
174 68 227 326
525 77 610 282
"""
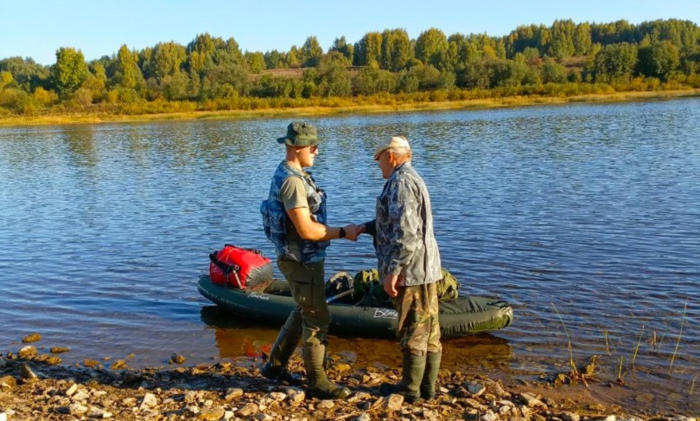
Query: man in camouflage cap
362 136 443 403
260 122 360 399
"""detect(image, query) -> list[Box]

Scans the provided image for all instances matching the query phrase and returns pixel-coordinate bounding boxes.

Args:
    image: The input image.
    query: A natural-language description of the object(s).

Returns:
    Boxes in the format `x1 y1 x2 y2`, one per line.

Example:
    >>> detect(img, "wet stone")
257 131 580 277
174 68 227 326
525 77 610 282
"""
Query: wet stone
22 333 42 343
466 381 486 397
170 354 187 364
46 356 62 365
20 363 38 380
83 359 101 368
110 360 127 370
50 347 70 354
18 346 38 359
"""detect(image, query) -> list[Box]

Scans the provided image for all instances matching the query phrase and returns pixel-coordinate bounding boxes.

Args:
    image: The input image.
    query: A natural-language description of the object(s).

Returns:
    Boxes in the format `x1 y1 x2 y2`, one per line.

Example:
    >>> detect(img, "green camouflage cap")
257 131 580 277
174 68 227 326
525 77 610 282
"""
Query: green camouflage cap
277 121 320 147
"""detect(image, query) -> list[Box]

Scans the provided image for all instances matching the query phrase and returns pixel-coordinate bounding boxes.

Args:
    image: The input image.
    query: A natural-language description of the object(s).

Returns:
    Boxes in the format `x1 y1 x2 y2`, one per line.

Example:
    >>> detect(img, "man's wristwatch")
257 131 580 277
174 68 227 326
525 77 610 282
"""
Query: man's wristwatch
339 227 346 239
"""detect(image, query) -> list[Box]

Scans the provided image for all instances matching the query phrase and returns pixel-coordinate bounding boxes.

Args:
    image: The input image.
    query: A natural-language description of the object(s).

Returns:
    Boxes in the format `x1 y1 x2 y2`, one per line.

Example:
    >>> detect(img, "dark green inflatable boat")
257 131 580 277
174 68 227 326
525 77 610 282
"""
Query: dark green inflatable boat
198 275 513 338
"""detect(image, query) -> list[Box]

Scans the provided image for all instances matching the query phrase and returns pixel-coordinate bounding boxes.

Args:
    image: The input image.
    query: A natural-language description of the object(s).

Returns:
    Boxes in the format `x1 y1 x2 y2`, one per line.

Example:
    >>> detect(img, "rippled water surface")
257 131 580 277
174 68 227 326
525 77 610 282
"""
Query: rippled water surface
1 99 698 411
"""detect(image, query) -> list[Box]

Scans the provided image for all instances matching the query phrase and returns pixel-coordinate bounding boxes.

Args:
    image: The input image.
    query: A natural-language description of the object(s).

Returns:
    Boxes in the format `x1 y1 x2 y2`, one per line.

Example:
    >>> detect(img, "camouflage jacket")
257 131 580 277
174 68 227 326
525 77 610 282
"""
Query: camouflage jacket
260 161 329 263
374 162 441 286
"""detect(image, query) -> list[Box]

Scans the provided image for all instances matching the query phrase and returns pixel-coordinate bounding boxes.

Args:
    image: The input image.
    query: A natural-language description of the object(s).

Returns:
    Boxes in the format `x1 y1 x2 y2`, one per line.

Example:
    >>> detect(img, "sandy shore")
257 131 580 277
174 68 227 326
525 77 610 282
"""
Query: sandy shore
1 89 699 128
1 336 697 421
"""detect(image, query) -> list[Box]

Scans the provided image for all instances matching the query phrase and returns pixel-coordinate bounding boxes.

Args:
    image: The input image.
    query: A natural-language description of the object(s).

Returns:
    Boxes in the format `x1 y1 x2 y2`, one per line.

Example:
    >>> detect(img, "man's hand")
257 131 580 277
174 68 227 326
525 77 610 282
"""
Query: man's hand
343 224 360 241
383 274 400 298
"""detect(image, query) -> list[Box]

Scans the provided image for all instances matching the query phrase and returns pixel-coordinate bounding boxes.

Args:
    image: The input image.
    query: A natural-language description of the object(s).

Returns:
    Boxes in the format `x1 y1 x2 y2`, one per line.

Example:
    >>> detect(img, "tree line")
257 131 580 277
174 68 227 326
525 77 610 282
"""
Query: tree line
1 19 699 115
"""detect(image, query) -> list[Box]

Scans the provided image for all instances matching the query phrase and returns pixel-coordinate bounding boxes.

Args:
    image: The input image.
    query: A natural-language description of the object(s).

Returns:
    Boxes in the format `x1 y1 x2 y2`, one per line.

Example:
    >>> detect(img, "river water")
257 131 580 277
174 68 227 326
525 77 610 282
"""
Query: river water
1 99 698 412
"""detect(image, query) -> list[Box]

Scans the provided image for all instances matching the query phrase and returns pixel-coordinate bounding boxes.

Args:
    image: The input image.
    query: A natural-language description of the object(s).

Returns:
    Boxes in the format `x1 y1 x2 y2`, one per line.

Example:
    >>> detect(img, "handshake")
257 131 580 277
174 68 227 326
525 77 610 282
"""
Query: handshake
340 223 368 242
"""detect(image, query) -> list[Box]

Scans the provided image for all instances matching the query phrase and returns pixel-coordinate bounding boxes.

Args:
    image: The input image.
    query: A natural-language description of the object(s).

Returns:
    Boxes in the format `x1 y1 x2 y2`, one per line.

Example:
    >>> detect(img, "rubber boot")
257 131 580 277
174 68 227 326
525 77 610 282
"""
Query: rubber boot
420 350 442 400
260 327 302 385
302 344 351 400
379 350 426 403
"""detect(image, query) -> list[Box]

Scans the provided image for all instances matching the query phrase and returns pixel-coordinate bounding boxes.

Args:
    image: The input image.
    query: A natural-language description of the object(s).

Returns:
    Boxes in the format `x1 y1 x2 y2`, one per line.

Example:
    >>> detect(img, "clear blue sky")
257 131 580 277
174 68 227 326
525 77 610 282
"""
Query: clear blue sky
2 0 699 65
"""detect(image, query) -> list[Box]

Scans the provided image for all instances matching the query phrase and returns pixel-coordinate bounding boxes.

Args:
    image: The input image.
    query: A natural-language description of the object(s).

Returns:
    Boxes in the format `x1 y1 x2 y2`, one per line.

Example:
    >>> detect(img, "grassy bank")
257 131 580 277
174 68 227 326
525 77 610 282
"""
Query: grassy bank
1 88 699 128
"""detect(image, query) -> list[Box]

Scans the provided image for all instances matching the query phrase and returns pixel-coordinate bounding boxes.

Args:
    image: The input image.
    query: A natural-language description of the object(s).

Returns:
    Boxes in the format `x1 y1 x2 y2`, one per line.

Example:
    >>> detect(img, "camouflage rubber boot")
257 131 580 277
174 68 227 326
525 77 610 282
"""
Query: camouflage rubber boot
420 350 442 400
260 327 302 385
379 351 425 403
302 344 351 400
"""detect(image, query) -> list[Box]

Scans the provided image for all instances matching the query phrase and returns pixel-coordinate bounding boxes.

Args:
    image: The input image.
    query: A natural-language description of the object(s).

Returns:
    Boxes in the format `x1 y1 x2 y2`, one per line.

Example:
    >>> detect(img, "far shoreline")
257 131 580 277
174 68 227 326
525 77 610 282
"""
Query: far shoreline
1 89 699 128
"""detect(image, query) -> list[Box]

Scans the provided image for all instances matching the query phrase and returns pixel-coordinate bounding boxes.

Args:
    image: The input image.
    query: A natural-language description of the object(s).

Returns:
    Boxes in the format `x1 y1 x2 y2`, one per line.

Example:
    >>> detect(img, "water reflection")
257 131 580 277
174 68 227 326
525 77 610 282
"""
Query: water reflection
201 305 513 370
61 125 98 168
1 100 699 412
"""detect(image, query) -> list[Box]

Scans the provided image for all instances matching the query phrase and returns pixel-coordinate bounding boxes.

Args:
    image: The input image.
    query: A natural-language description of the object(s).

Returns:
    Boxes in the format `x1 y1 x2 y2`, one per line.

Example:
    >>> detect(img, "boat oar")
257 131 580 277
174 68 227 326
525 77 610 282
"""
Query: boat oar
326 289 354 304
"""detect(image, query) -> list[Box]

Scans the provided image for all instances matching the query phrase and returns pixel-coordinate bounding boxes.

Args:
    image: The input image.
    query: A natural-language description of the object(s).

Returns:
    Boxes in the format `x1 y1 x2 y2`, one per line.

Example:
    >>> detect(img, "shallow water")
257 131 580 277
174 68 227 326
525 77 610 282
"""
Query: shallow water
1 99 698 412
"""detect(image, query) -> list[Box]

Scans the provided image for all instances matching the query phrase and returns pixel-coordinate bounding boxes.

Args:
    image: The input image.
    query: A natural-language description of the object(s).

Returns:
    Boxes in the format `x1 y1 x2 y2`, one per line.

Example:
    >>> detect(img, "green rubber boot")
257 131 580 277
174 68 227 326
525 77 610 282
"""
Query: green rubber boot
260 327 302 385
302 344 351 400
420 350 442 400
379 350 426 403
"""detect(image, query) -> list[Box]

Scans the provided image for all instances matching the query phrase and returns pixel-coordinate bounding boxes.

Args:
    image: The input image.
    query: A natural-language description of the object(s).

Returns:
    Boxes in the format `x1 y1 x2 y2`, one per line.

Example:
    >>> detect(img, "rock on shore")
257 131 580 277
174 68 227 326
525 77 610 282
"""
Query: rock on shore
0 351 696 421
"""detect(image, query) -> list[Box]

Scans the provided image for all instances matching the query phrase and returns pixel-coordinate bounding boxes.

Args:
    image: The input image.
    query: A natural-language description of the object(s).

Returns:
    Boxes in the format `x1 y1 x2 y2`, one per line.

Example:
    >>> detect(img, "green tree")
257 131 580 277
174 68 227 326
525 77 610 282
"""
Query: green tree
541 59 567 83
115 44 145 91
300 36 323 67
415 28 449 70
0 71 14 88
82 62 107 101
0 57 50 91
353 32 382 67
594 43 638 83
287 46 302 68
549 19 576 61
330 36 354 64
316 53 352 97
161 71 190 100
152 42 187 81
245 51 266 74
381 29 413 71
264 50 286 69
52 47 89 97
638 41 680 80
573 22 592 55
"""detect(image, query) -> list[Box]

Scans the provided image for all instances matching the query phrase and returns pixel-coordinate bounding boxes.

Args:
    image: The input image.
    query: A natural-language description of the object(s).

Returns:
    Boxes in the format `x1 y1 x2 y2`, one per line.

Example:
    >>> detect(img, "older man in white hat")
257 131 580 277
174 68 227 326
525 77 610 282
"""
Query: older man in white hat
362 136 443 403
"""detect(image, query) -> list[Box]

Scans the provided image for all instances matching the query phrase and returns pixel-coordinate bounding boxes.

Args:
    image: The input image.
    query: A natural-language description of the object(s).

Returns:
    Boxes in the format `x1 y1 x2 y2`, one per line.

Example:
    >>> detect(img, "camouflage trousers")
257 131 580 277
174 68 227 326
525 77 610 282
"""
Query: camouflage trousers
278 258 330 348
393 282 442 356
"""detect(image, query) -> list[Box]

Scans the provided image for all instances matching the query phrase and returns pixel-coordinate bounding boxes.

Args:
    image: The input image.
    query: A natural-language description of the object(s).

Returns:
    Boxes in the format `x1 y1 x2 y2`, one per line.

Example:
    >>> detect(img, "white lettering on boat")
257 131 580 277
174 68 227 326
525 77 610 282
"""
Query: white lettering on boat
249 292 270 301
373 308 398 319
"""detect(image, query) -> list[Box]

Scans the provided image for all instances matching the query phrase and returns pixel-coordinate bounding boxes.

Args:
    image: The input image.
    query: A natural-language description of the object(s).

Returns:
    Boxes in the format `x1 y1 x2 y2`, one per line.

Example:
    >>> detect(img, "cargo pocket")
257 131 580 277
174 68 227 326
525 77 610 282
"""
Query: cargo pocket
278 259 313 308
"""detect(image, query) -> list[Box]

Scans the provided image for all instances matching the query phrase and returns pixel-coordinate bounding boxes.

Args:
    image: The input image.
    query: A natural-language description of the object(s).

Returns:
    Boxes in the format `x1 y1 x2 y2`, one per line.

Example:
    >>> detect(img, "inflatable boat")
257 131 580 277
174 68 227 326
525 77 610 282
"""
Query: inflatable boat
198 276 513 338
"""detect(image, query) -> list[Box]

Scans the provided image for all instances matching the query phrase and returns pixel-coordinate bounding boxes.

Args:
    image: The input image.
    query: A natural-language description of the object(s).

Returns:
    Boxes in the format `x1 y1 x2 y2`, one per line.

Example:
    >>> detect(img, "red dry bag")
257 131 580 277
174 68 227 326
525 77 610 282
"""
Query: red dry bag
209 244 273 290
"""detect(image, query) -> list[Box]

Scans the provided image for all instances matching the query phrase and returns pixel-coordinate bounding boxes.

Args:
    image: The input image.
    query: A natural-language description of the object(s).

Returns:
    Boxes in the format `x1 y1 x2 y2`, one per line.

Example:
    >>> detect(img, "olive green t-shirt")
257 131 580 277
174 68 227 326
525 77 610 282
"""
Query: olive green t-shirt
280 175 308 261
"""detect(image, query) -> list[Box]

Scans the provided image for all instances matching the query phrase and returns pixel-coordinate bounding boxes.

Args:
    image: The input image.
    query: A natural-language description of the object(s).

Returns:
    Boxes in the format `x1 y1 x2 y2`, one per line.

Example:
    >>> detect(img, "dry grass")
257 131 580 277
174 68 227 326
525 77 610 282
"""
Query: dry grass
1 89 699 128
